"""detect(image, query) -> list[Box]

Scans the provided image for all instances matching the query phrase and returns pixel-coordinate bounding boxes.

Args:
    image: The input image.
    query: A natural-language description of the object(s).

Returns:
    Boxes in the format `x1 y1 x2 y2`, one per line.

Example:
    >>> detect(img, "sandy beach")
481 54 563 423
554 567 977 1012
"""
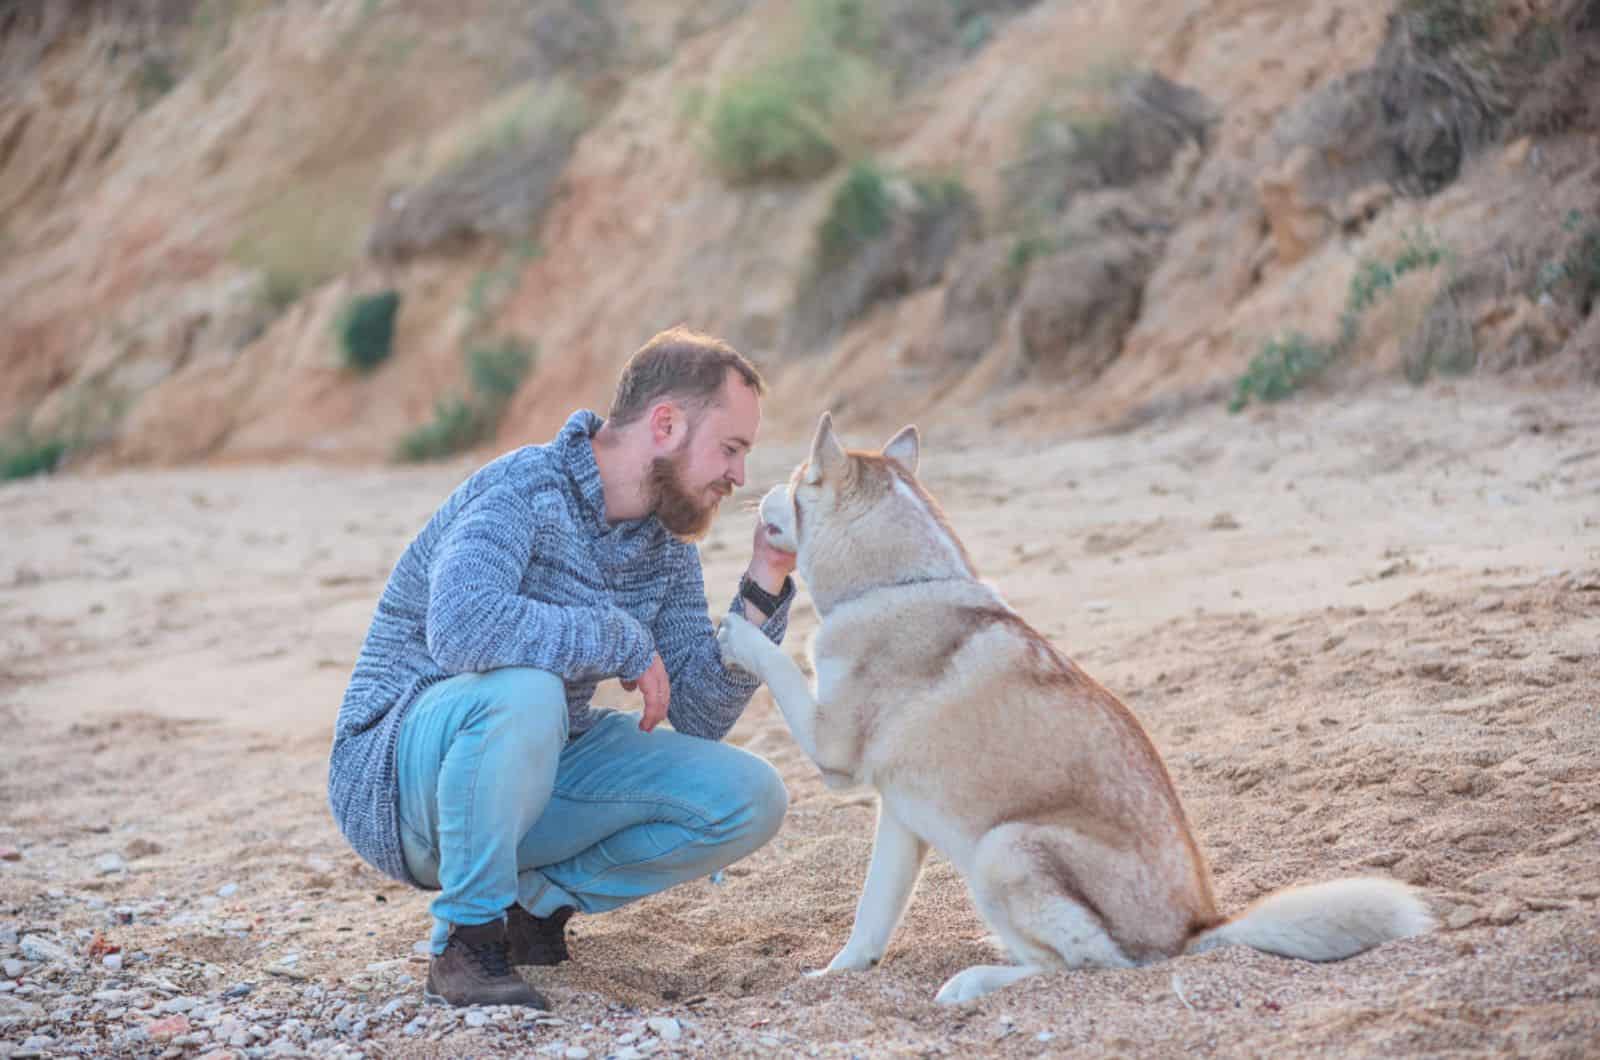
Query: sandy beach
3 380 1598 1058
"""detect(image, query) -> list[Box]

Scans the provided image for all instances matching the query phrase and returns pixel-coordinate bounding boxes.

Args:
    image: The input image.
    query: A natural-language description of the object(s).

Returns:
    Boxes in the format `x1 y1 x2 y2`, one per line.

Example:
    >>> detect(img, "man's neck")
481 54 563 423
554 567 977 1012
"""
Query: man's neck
590 424 651 524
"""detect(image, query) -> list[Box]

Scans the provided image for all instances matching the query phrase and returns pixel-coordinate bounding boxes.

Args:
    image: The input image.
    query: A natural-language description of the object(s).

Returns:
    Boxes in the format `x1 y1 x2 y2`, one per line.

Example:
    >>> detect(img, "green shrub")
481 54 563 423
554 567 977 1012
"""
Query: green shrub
1400 0 1492 53
1 432 68 482
816 160 894 265
136 55 179 108
337 290 401 374
395 396 490 463
703 0 891 185
806 0 883 52
468 338 535 403
1228 334 1334 413
705 52 843 183
1340 228 1446 346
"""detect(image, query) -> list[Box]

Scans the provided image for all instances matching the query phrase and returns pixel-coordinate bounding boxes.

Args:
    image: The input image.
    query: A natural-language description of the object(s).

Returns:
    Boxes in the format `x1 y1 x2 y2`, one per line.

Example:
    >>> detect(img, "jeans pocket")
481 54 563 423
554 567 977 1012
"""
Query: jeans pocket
399 818 441 890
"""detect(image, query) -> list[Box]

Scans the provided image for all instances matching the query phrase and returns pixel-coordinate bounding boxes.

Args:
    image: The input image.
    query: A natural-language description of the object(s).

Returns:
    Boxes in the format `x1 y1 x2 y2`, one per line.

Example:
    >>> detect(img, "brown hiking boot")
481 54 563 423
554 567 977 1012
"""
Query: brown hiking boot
424 921 549 1008
506 904 575 967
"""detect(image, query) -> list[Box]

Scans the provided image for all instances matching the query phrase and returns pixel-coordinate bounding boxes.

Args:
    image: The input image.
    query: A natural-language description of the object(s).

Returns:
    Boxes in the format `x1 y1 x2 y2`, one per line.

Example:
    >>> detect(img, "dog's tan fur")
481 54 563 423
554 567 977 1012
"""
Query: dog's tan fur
717 414 1433 1003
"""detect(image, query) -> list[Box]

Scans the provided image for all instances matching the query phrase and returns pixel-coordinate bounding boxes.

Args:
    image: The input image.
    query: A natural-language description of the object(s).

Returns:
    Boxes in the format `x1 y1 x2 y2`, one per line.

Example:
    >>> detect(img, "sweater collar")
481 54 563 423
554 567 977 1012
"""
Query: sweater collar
560 409 610 532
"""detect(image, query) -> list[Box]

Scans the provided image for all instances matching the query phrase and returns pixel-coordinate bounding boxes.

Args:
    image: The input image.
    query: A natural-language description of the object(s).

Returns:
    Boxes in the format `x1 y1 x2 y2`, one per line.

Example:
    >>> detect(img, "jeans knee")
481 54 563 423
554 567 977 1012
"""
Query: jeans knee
736 757 789 848
470 667 567 744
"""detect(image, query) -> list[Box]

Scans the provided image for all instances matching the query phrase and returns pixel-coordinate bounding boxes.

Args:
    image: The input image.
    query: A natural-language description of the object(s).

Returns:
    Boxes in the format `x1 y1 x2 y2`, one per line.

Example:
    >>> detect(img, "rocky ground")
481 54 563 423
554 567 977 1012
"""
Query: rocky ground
3 380 1599 1058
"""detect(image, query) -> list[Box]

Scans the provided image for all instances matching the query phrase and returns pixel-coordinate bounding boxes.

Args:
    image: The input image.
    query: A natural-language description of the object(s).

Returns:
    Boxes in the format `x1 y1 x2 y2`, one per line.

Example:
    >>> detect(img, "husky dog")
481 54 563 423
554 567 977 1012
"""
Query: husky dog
716 413 1434 1004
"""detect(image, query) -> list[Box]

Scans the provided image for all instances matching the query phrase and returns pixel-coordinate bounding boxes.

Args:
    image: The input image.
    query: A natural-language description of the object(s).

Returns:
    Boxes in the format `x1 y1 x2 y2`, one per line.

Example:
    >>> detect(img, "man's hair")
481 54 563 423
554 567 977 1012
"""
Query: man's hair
607 326 766 428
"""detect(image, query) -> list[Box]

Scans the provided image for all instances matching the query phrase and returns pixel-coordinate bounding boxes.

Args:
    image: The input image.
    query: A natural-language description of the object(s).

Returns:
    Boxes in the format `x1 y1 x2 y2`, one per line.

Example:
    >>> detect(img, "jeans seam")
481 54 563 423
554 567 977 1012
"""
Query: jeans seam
547 787 717 829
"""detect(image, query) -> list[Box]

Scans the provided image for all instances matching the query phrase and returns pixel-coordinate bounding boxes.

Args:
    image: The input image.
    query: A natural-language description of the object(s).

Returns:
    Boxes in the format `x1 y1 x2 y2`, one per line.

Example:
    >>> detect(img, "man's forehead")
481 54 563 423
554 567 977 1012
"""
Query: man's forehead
710 378 761 441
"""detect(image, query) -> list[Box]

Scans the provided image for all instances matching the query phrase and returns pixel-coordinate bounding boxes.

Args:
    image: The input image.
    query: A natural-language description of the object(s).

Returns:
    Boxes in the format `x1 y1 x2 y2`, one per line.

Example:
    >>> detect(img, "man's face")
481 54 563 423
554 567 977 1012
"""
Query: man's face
648 373 760 540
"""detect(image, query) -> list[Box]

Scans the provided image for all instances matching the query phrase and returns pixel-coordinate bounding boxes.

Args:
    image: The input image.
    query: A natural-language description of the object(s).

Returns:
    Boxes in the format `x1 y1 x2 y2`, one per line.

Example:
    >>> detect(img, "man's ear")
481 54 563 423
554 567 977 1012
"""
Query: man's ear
882 424 919 475
806 411 846 484
647 400 681 450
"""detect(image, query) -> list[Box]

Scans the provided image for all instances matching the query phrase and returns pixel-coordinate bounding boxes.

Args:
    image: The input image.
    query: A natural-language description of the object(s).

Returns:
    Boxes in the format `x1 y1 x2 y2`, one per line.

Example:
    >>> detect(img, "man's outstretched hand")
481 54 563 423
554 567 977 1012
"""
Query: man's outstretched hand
625 653 671 732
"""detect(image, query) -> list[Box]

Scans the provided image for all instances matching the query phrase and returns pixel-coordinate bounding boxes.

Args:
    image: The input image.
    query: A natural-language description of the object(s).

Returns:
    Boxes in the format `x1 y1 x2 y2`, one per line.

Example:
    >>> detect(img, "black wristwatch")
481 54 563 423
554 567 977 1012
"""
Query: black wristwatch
739 574 792 616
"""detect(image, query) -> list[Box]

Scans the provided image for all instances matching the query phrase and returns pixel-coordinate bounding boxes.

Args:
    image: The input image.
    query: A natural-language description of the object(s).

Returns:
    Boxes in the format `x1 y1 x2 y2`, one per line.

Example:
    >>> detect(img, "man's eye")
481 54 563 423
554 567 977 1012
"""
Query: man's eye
724 446 737 456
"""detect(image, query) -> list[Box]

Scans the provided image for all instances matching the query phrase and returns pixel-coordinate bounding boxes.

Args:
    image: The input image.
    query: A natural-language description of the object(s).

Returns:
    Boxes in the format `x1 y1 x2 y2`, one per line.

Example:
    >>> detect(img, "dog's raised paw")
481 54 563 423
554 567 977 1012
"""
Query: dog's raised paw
716 615 761 675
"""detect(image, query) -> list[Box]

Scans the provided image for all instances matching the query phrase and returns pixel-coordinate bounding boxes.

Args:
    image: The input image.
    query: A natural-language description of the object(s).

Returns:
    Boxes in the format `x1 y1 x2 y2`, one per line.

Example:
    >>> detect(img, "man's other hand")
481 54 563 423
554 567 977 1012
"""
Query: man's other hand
634 653 671 732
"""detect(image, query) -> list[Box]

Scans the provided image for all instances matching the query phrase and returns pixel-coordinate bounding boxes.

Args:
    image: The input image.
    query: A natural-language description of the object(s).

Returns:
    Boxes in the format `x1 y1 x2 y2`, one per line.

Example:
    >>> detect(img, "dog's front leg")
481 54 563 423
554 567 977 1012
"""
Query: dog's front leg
814 805 928 974
717 613 823 765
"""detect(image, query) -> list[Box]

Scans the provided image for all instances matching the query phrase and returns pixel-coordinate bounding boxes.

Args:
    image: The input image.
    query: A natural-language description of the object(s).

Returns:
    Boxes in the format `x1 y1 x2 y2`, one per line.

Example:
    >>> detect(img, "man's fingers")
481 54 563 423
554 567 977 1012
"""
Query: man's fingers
639 692 669 732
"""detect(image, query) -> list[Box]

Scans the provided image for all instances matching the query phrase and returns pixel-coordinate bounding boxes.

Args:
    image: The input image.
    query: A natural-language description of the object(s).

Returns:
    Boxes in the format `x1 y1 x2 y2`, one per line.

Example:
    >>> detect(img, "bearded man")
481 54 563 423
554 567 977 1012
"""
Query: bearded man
327 327 796 1008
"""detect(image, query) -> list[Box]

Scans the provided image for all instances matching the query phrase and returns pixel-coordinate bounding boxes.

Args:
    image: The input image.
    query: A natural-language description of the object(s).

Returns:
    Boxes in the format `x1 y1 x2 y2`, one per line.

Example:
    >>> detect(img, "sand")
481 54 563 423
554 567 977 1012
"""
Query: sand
2 379 1597 1058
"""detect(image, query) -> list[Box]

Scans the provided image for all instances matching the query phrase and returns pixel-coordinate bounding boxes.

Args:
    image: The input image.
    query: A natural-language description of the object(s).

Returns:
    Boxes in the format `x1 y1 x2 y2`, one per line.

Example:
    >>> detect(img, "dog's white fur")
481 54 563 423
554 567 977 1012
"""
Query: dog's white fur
717 413 1434 1004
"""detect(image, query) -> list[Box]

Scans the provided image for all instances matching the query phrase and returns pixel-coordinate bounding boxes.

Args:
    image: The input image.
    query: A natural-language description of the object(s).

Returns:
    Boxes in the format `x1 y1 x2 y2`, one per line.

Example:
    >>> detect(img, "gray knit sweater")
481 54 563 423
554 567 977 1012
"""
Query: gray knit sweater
327 409 793 884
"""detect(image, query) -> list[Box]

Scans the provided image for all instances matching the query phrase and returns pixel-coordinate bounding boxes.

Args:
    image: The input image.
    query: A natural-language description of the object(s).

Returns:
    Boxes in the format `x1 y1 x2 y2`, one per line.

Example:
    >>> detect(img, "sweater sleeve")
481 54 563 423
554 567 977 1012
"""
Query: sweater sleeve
424 485 656 682
655 545 793 741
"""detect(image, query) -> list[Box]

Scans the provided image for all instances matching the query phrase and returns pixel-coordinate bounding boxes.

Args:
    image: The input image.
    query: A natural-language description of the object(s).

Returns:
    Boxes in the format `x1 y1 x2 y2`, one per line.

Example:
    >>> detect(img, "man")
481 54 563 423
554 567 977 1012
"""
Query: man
328 327 797 1008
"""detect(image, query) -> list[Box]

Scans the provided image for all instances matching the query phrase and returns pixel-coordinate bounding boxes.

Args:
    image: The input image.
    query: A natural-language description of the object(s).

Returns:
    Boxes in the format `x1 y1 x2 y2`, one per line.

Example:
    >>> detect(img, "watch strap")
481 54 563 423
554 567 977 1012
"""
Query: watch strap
739 574 792 616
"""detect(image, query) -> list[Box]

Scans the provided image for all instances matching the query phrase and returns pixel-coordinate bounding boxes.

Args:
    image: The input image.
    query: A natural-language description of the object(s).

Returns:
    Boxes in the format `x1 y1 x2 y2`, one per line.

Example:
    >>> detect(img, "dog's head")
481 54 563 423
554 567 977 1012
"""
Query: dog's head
758 412 973 610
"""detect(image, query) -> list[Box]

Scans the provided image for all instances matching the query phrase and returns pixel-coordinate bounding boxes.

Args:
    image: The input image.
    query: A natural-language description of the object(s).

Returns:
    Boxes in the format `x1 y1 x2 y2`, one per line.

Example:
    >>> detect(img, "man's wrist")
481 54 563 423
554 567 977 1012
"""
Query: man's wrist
744 563 790 595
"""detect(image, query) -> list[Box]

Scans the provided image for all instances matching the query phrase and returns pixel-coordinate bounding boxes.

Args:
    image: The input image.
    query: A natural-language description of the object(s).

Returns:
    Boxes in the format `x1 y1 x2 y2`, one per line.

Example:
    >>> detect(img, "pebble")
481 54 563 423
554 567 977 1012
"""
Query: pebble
102 953 124 971
565 1047 591 1059
2 958 24 978
647 1016 683 1041
463 1009 489 1028
217 883 239 899
95 852 127 875
19 936 71 964
148 1014 192 1042
0 846 21 861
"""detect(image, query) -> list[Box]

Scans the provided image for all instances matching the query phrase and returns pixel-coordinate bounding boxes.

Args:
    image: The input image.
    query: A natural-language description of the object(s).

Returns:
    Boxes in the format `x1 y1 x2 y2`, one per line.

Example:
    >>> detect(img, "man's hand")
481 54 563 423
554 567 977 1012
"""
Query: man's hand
631 653 671 732
743 517 798 623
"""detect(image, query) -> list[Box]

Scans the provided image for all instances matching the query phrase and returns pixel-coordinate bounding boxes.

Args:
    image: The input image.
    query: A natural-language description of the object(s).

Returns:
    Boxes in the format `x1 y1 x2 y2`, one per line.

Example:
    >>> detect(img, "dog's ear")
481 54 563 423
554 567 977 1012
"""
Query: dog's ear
806 411 846 484
882 424 919 475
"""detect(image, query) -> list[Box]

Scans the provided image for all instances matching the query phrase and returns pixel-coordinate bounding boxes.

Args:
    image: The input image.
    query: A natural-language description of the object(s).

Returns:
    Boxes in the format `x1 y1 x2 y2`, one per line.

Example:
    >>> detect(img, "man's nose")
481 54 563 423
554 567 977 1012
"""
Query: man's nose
731 454 746 487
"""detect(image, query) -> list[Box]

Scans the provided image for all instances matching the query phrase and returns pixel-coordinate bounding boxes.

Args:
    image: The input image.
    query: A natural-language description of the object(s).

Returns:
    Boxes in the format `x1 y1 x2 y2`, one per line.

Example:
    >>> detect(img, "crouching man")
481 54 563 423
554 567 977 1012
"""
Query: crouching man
328 327 796 1008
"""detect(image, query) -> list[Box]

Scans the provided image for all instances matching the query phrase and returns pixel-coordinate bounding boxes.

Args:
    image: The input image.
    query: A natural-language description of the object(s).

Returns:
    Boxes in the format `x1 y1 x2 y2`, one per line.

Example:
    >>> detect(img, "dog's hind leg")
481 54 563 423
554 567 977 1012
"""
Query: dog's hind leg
816 806 928 974
936 825 1133 1004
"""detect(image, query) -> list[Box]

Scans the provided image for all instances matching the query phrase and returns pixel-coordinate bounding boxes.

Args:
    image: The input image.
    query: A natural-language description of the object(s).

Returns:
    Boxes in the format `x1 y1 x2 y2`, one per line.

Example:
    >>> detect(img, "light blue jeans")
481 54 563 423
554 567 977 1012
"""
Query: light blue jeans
395 667 788 955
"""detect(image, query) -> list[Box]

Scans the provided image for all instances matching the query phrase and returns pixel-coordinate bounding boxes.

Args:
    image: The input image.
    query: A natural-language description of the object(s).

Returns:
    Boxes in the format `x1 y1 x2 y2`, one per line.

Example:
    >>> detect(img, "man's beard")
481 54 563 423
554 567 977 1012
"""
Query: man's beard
646 453 725 541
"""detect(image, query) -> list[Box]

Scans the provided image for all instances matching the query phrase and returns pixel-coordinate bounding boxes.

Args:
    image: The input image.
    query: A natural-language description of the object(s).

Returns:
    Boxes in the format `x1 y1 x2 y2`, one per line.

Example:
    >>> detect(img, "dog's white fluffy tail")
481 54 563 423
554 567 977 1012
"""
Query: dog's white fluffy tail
1186 877 1435 962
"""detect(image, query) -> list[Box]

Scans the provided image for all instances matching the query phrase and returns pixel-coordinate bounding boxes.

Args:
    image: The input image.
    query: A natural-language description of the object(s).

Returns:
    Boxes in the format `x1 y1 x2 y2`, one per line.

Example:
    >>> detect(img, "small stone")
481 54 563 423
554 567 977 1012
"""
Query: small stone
96 852 127 875
617 1031 638 1044
565 1048 591 1060
1488 898 1523 925
0 846 21 861
1037 1031 1057 1042
0 924 17 945
411 940 432 957
223 983 252 999
464 1009 489 1028
403 1016 427 1036
2 958 24 978
197 1050 237 1060
217 883 239 899
103 953 124 971
0 994 45 1024
160 996 198 1014
148 1014 192 1042
613 1048 644 1060
646 1016 682 1041
19 936 71 963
